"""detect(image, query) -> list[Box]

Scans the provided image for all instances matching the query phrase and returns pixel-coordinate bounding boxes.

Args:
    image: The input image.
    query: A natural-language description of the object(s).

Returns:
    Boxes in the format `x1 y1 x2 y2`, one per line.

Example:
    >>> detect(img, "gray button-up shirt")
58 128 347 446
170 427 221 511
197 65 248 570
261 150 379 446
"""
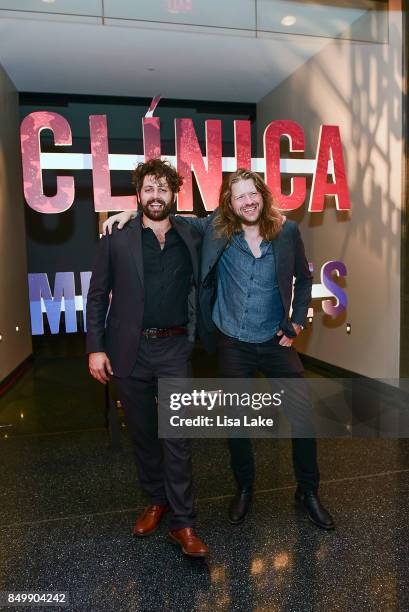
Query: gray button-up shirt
212 232 284 343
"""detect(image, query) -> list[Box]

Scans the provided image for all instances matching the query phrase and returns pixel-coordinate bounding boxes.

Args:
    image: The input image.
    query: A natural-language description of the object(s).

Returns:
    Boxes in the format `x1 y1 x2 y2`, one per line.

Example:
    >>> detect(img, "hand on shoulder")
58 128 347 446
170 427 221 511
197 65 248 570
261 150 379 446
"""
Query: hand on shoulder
102 210 137 235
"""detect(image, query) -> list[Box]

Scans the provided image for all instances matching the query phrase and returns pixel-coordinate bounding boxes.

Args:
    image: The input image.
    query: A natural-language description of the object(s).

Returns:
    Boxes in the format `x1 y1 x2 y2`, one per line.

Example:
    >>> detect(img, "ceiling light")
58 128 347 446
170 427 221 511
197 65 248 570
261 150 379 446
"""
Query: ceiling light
42 0 56 4
281 15 297 27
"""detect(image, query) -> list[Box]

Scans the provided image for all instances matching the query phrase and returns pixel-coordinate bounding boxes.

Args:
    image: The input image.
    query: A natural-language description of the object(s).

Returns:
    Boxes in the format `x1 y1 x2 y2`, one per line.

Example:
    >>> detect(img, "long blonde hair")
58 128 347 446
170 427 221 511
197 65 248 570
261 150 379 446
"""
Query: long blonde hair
214 168 284 241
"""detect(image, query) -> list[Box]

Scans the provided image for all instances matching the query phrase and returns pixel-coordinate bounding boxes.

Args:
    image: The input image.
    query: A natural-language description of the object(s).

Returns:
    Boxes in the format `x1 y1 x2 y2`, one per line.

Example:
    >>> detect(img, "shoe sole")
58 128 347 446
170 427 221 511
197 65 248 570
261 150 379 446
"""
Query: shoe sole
168 533 208 558
295 498 335 531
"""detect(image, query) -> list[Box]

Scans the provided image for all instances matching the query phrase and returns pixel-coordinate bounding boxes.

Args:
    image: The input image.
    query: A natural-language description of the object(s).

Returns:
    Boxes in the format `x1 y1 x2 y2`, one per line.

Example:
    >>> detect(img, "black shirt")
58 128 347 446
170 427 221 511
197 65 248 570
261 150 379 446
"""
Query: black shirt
141 225 193 328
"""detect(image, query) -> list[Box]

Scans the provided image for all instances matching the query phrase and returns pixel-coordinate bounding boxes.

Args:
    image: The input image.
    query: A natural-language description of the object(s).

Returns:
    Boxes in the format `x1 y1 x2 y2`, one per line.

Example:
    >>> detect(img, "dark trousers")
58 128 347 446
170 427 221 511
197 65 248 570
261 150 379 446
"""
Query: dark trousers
217 332 320 492
113 335 194 529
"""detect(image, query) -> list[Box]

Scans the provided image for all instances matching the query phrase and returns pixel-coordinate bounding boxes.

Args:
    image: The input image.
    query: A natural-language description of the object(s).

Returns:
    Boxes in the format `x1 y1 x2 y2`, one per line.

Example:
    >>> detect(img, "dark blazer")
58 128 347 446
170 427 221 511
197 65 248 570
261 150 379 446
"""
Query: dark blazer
86 213 202 378
179 212 312 345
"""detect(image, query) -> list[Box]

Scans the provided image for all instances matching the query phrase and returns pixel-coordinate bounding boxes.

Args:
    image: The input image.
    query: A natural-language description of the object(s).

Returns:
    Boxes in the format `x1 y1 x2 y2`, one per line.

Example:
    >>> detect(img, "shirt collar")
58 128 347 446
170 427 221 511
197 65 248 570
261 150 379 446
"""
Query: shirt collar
232 231 271 255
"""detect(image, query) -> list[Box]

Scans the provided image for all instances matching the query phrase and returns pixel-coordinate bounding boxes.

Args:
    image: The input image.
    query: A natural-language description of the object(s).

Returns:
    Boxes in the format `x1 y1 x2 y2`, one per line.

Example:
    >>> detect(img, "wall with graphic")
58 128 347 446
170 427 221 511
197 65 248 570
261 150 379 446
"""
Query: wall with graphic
20 94 351 346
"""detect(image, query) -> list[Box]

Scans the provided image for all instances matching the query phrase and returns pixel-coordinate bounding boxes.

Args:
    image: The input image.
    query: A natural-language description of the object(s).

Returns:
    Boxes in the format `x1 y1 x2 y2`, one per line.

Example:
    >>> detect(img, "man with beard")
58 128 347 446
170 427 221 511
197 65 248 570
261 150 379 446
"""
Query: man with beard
104 167 335 531
87 159 209 557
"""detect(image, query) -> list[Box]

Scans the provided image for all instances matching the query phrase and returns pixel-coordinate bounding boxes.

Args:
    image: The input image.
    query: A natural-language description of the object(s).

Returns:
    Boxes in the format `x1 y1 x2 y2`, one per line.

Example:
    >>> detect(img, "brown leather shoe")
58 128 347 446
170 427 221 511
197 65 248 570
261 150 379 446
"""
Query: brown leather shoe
168 527 209 558
133 505 169 537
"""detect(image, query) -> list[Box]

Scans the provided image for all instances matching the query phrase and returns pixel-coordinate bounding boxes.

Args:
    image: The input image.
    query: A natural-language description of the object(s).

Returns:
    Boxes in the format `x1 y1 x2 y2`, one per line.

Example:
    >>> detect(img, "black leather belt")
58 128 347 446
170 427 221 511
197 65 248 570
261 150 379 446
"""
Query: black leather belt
141 326 187 338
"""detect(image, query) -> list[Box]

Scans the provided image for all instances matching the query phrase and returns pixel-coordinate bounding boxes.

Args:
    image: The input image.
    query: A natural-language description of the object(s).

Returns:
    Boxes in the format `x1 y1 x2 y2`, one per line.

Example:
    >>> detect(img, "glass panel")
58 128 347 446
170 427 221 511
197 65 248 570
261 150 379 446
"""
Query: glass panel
0 0 389 43
257 0 388 43
0 0 102 17
104 0 256 31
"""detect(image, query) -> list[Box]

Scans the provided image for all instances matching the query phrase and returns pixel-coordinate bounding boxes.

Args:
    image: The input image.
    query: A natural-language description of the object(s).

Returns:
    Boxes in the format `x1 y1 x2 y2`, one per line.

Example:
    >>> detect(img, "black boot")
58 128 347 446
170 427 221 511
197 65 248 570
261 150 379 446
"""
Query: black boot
295 487 335 530
228 488 253 525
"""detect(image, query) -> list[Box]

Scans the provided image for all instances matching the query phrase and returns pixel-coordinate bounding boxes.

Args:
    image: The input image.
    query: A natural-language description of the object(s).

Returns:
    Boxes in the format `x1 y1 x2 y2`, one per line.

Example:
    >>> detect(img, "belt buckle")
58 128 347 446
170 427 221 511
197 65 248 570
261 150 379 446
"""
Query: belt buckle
144 328 158 338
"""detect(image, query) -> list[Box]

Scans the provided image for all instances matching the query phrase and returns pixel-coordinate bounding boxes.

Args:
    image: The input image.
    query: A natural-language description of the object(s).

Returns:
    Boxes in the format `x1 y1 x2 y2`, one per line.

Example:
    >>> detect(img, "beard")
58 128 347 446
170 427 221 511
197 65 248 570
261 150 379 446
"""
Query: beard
236 214 261 226
235 204 263 226
140 197 173 221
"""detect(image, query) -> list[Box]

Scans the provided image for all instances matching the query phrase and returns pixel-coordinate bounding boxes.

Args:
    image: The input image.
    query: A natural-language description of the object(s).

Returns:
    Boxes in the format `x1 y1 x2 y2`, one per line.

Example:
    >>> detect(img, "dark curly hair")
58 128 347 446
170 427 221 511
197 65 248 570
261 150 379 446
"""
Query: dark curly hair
131 158 184 196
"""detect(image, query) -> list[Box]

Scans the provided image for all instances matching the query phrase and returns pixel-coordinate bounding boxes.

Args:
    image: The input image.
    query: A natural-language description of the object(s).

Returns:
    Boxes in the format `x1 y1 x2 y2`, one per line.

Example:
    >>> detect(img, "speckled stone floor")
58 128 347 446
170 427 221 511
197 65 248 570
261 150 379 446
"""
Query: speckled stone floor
0 336 408 611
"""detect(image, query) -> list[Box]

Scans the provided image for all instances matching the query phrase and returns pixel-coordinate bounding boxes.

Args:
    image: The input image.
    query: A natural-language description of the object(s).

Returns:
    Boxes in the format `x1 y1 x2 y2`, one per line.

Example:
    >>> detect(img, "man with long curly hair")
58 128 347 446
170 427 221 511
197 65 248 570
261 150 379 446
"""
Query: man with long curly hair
87 159 209 557
104 165 335 531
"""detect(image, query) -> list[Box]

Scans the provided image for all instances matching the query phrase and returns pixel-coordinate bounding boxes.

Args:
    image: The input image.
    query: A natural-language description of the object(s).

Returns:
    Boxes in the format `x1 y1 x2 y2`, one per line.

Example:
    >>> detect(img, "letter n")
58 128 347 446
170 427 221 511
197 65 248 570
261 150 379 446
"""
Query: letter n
175 119 222 211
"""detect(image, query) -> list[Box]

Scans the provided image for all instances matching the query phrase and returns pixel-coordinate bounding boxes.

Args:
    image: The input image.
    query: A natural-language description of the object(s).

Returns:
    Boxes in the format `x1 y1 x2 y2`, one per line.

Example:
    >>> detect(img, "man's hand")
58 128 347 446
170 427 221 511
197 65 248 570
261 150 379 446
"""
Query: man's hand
89 352 113 384
277 323 303 347
103 211 136 235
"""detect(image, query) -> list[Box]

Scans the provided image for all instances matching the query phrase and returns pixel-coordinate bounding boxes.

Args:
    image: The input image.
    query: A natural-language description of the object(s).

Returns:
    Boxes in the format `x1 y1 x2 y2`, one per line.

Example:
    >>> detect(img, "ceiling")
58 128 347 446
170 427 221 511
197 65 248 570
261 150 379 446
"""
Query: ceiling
0 1 385 103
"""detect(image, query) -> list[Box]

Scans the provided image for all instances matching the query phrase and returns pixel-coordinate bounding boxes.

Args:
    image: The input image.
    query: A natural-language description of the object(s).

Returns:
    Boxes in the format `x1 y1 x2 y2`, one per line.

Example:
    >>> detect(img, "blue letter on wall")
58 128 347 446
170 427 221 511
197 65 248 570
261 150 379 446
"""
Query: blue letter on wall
28 272 77 334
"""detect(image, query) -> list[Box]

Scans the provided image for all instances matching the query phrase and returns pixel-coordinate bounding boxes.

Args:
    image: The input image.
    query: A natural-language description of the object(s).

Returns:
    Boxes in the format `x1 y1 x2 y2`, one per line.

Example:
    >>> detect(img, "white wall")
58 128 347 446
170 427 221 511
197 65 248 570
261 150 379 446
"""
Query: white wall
257 2 403 379
0 63 32 381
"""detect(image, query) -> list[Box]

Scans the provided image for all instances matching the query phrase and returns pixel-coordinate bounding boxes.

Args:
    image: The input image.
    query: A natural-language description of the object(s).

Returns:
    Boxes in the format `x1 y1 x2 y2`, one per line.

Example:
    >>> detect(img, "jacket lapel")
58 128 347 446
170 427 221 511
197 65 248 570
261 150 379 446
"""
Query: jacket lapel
203 212 227 271
272 233 281 276
272 227 291 305
126 213 144 287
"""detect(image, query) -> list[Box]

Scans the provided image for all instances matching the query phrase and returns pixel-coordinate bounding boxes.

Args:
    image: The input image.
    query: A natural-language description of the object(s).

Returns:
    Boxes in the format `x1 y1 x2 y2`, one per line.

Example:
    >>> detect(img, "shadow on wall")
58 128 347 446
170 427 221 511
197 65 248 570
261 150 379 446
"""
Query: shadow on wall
303 19 401 279
287 18 400 285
